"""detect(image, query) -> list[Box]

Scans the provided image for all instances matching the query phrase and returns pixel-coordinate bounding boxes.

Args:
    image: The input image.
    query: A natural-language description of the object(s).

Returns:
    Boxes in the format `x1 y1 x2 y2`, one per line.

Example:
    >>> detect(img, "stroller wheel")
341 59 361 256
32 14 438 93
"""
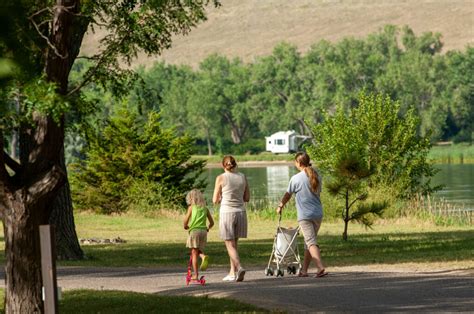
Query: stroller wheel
265 267 274 276
276 269 284 277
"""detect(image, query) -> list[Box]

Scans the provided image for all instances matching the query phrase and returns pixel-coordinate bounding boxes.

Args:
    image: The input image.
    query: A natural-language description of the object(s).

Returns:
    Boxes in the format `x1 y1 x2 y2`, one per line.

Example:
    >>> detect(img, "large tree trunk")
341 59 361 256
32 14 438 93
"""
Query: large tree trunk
1 115 65 313
49 149 83 260
4 193 47 313
1 1 86 312
44 0 89 260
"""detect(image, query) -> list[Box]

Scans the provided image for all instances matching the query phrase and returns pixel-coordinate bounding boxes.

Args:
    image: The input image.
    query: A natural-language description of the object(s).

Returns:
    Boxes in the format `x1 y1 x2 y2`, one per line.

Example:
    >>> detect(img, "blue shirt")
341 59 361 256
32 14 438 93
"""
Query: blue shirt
287 169 323 221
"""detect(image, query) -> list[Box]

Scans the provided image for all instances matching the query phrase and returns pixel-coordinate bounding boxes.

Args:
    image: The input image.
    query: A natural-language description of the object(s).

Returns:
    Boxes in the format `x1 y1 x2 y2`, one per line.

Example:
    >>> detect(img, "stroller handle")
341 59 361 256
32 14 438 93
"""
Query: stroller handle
278 212 282 225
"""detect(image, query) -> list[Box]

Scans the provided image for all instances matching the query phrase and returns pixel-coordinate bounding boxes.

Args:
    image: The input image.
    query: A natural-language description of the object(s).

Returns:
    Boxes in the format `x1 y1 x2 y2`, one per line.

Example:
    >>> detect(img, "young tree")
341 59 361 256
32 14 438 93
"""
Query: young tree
326 153 387 241
308 93 437 199
0 0 219 312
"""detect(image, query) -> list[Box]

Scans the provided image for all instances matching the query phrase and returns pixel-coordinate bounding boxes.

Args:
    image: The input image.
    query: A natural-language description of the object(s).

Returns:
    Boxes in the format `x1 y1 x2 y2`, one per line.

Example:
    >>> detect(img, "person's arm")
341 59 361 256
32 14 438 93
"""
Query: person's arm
276 192 292 215
206 209 215 231
243 176 250 202
212 175 223 205
183 205 193 230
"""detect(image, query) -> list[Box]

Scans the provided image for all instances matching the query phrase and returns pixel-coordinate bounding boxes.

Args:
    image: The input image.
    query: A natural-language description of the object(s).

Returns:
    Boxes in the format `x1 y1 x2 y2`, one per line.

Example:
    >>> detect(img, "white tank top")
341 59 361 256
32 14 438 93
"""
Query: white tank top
220 172 246 213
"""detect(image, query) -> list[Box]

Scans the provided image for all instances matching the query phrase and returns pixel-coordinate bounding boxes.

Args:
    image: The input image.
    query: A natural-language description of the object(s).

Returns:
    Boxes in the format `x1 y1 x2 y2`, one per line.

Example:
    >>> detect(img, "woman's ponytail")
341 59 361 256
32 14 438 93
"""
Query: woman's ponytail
295 152 319 193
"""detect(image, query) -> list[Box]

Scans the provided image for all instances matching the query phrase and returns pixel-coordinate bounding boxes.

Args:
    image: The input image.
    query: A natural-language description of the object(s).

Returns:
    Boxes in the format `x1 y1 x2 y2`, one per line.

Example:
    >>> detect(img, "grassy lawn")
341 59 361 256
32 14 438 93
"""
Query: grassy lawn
1 212 471 268
429 143 474 164
0 289 268 314
0 213 471 313
193 143 474 165
193 153 294 164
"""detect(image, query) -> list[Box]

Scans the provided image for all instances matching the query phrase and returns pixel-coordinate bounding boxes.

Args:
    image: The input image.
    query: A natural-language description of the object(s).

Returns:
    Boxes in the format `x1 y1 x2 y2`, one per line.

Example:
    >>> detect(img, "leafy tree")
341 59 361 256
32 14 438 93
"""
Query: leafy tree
308 93 437 198
191 54 255 146
0 0 219 312
249 43 305 135
442 47 474 143
326 153 387 240
72 108 205 214
107 26 473 154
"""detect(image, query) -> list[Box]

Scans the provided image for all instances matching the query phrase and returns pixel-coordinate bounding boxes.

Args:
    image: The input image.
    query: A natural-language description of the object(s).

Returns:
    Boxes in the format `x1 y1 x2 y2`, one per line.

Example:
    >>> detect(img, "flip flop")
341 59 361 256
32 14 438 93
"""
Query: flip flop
316 269 328 278
297 272 308 277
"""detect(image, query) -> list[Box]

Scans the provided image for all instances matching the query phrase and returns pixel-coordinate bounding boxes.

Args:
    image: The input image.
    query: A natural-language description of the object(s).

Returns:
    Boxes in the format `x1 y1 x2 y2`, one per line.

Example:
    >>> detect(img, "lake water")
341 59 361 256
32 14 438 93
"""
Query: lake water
203 164 474 211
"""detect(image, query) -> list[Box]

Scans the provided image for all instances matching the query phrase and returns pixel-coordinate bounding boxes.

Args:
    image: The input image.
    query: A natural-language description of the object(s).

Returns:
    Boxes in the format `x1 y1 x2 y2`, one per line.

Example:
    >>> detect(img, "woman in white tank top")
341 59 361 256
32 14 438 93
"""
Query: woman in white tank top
213 155 250 282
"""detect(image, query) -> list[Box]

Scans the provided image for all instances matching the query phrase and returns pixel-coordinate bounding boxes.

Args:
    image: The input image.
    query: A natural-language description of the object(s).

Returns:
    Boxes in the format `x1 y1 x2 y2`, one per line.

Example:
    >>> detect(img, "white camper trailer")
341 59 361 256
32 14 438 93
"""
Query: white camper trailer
265 130 298 153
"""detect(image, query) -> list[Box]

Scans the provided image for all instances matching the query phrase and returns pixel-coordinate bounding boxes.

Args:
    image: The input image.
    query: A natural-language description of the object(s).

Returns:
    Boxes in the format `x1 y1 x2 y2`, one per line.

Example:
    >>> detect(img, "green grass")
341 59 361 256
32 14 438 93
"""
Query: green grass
1 212 471 268
428 143 474 164
193 143 474 165
0 289 268 314
192 153 294 164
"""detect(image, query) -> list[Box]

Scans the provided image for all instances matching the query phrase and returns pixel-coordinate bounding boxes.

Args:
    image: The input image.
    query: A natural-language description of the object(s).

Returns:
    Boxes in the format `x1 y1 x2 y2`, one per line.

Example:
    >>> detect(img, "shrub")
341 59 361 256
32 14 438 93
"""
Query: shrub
308 93 438 198
71 109 206 214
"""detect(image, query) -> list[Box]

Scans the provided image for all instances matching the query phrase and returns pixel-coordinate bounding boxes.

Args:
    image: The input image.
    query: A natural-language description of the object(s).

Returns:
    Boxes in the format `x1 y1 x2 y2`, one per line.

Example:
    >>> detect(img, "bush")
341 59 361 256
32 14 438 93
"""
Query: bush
308 93 438 198
71 109 206 214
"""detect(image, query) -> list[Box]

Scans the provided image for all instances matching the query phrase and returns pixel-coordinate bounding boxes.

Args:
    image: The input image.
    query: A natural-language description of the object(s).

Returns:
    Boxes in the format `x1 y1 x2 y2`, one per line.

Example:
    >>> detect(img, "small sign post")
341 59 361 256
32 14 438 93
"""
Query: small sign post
39 224 58 314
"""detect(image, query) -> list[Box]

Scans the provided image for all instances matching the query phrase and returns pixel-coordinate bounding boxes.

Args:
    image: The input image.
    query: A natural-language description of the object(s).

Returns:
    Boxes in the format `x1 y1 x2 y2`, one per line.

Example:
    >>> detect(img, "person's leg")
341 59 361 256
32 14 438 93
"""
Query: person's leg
300 249 311 275
308 244 325 271
191 248 199 279
225 239 241 274
199 251 209 271
299 219 326 275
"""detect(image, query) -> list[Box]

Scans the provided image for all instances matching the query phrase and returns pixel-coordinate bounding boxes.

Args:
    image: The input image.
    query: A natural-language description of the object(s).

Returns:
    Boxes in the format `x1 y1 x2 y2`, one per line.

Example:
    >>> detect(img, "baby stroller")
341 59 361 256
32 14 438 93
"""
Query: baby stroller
265 214 302 277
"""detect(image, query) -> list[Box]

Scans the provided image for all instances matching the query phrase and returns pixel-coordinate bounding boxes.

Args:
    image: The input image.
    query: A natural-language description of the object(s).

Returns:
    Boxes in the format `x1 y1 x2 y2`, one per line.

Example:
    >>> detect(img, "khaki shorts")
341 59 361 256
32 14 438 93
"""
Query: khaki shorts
219 211 248 240
299 219 322 249
186 229 207 251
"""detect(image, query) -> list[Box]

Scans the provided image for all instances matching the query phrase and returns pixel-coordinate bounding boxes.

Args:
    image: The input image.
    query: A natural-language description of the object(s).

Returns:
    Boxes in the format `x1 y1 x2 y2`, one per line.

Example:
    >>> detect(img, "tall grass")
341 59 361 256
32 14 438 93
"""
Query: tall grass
429 143 474 164
403 193 473 226
193 143 474 165
193 153 294 164
242 187 472 227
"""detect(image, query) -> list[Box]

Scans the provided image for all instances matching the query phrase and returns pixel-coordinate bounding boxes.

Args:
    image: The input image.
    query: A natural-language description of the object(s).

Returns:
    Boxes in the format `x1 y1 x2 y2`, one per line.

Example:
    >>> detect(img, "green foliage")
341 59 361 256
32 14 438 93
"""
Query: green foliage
309 93 437 197
324 153 388 240
71 108 206 214
19 77 69 124
109 25 473 155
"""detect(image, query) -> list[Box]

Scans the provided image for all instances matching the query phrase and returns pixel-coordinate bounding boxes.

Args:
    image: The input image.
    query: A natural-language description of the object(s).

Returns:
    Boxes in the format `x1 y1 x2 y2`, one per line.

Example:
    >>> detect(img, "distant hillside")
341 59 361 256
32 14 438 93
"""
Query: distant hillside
80 0 474 68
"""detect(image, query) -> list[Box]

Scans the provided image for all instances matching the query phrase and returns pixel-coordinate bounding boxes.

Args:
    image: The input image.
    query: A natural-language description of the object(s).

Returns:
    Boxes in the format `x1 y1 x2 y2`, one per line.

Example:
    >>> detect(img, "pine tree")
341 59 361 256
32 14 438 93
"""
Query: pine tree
72 109 205 214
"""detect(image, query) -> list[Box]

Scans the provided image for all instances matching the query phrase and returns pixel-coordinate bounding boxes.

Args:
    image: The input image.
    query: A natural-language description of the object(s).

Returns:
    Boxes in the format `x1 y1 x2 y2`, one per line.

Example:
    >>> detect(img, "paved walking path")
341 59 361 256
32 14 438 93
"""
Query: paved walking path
34 266 474 312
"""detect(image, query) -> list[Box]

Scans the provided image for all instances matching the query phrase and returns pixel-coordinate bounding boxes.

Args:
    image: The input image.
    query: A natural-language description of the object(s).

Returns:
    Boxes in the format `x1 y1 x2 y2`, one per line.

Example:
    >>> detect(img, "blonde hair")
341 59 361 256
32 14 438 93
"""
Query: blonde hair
185 189 206 207
295 152 320 193
222 155 237 171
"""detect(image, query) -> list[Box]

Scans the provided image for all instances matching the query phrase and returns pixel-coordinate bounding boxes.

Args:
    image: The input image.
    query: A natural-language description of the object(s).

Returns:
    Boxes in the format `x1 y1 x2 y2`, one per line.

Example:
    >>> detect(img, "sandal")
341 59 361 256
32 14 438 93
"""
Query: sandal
316 269 328 278
297 271 308 277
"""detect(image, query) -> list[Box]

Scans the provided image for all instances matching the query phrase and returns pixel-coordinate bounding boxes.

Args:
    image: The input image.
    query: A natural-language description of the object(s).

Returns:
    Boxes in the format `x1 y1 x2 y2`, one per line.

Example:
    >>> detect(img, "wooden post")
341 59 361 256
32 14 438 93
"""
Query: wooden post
39 225 58 314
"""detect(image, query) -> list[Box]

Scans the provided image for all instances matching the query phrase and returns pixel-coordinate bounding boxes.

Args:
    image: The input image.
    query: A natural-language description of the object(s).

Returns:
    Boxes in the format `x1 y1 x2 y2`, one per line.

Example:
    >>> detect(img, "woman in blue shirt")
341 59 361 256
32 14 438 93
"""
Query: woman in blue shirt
276 152 328 278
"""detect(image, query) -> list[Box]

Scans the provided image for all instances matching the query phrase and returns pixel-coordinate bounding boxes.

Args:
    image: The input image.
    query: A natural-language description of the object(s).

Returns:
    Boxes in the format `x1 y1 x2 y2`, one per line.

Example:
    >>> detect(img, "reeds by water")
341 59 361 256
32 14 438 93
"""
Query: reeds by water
406 193 472 225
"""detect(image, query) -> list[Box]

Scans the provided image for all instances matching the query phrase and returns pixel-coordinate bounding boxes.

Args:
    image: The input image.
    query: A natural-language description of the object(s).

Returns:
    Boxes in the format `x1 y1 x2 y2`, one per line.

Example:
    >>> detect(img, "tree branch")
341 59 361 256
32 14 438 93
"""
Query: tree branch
67 36 126 96
29 12 68 59
347 193 367 210
3 151 21 174
26 164 65 206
